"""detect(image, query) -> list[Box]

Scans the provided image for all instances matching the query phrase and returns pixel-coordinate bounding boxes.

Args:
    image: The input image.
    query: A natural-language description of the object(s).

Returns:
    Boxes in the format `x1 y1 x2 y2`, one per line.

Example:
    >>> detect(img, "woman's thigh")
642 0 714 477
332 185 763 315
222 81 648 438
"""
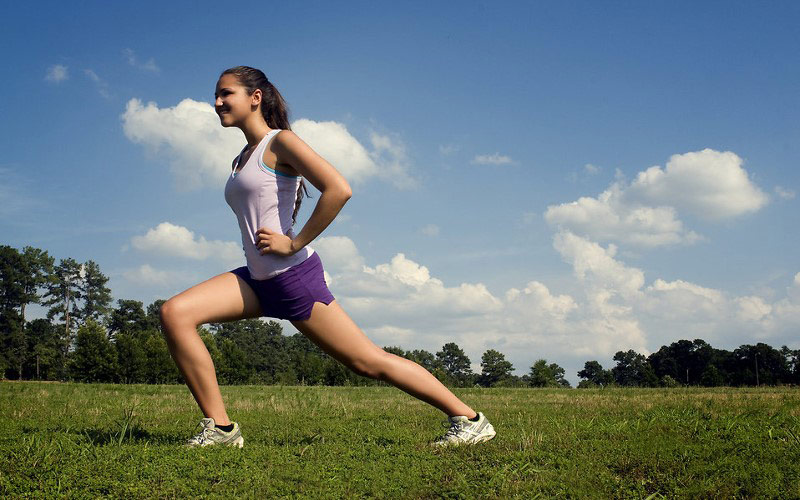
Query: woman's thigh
290 301 383 367
161 271 263 328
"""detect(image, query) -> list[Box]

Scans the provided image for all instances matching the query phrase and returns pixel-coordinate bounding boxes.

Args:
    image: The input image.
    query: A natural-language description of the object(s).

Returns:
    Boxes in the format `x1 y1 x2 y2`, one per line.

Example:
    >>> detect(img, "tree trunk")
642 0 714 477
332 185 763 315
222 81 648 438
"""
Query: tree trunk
20 304 27 380
62 287 70 380
65 287 71 346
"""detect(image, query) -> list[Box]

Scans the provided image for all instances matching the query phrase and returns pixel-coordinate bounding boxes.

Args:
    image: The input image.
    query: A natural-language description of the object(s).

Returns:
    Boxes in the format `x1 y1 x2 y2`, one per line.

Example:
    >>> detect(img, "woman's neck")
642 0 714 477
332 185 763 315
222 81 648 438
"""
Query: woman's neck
240 117 273 147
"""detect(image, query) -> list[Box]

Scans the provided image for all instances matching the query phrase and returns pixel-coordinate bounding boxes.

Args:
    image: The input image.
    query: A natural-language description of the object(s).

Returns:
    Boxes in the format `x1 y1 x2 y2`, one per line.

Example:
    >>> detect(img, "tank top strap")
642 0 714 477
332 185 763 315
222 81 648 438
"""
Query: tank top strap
256 128 282 156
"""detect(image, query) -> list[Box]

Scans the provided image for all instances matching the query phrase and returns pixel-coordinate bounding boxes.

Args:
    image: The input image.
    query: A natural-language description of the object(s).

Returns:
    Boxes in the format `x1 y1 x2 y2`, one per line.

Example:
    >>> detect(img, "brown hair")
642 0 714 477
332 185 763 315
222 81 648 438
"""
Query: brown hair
220 65 310 225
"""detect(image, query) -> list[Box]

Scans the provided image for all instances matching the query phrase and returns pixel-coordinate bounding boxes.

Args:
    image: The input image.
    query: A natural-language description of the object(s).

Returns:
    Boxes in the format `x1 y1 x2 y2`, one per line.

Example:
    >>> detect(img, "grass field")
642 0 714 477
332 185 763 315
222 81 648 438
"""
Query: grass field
1 381 798 498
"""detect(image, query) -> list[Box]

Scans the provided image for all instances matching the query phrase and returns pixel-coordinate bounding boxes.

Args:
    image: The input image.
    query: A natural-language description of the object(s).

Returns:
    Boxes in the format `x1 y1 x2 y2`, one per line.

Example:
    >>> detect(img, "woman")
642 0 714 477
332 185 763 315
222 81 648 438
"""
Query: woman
159 66 495 448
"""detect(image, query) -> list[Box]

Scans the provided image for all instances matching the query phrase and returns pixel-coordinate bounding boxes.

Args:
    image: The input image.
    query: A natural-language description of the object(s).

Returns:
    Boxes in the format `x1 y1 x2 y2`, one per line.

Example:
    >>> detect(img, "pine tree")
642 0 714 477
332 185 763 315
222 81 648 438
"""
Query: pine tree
78 260 113 326
479 349 513 387
42 258 84 379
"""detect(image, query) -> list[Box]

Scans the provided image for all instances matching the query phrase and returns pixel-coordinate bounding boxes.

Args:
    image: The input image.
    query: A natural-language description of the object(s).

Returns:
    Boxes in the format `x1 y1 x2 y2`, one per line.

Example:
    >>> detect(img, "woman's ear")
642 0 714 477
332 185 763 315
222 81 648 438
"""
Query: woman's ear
250 88 262 107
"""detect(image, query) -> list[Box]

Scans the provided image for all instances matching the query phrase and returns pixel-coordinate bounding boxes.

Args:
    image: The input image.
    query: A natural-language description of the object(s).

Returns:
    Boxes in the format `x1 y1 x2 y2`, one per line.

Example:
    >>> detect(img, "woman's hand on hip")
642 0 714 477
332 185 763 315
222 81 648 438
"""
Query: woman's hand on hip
255 227 297 256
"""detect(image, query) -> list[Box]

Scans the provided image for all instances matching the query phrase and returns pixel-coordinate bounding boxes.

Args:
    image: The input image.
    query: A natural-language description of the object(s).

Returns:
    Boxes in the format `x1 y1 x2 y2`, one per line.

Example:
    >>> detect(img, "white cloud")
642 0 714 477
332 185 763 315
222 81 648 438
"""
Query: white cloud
315 237 503 327
287 119 375 184
315 233 799 374
551 231 649 355
545 148 766 248
627 149 768 219
439 144 458 156
648 279 724 305
367 254 436 288
642 279 727 325
84 69 111 99
420 224 440 236
130 222 241 267
584 163 600 175
292 119 415 189
775 186 796 200
368 130 417 189
569 163 602 182
505 281 577 319
546 183 702 247
123 264 183 287
368 325 417 346
121 98 242 190
472 153 513 165
45 64 68 83
553 230 644 298
735 296 772 323
313 236 365 273
791 272 800 299
122 48 160 73
121 101 414 191
553 230 800 350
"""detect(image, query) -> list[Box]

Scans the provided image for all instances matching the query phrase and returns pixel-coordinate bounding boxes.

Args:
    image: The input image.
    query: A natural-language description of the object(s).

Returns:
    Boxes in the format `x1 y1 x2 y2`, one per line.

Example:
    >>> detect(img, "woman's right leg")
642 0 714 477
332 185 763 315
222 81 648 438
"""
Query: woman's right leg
292 301 477 418
159 271 263 425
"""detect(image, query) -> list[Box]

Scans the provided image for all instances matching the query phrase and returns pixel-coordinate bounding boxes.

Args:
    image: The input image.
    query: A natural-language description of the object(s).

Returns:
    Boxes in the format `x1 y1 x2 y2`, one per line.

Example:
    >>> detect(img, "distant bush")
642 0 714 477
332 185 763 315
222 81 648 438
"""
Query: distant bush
660 375 680 388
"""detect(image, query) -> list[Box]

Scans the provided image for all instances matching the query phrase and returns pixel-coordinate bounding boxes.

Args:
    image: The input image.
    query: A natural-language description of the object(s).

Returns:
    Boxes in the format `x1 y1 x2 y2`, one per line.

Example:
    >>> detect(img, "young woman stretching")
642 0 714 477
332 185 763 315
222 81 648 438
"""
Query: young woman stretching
159 66 496 447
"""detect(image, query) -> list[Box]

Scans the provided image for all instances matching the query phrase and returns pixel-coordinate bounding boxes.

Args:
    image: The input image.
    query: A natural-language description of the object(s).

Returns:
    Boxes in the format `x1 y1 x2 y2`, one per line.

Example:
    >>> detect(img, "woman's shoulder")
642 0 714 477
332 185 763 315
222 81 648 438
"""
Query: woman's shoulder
271 129 307 157
272 129 298 145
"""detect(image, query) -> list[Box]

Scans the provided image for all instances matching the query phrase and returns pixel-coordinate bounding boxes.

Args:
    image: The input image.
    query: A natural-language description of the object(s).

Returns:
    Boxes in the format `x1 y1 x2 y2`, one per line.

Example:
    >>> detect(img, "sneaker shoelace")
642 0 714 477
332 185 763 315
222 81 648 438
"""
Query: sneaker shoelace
189 425 215 445
439 419 466 441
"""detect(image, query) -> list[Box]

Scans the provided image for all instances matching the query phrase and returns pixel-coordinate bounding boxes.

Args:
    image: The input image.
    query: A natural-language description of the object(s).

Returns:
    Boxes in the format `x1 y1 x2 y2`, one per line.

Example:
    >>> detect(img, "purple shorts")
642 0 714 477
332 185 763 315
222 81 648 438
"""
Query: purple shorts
229 252 335 321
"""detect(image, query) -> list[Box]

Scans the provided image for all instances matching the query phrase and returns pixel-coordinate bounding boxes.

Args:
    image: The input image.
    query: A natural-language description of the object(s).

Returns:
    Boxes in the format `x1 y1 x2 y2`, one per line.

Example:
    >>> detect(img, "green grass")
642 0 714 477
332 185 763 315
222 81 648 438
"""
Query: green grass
1 382 798 498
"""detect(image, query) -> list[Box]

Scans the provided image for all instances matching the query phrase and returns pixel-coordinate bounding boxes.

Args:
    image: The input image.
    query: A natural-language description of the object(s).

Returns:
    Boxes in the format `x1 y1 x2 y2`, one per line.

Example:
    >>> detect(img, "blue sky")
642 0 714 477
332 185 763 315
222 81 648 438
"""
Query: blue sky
3 1 799 385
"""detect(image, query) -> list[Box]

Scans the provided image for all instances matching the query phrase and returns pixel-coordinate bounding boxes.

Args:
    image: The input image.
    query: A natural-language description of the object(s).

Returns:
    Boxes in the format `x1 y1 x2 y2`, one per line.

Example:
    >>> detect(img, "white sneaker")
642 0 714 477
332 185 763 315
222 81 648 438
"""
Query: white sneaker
185 417 244 448
433 412 496 446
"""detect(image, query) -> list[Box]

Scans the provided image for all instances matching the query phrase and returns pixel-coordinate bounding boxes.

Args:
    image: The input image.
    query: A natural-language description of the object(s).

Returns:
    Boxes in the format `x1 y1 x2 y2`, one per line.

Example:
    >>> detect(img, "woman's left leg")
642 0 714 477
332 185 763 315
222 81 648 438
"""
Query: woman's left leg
291 300 477 418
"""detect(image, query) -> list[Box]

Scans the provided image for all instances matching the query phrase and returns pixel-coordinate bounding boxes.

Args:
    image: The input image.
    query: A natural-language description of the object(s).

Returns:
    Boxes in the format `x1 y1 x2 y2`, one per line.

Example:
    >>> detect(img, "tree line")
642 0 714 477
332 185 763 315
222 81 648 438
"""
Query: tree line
2 244 799 388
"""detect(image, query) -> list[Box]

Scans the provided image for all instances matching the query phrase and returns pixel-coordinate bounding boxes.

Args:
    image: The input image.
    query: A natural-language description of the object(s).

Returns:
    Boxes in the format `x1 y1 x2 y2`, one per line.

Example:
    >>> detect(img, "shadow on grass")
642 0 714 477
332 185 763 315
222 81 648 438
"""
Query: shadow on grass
18 424 183 446
79 426 181 446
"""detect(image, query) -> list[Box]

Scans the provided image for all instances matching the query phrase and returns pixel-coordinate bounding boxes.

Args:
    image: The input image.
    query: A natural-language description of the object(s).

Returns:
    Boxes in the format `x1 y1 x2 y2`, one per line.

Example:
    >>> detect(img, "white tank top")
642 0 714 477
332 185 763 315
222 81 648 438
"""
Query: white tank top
224 129 313 280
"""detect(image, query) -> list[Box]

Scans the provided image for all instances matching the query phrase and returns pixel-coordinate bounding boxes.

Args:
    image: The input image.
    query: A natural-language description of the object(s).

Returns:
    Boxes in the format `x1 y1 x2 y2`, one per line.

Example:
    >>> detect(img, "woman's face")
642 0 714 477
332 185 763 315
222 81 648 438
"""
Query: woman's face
214 74 259 127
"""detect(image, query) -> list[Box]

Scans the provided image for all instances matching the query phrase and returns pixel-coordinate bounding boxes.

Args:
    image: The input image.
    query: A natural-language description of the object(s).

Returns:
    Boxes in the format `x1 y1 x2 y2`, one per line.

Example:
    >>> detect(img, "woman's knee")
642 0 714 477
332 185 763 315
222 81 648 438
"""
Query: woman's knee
159 297 195 332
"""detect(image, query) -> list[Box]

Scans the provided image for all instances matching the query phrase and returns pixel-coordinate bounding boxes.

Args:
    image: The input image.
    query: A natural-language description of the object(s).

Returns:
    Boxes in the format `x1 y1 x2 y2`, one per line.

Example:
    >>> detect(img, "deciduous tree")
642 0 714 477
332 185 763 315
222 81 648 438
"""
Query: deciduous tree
577 360 613 387
436 342 473 387
479 349 513 387
69 319 119 382
529 359 570 388
611 350 658 387
109 299 149 340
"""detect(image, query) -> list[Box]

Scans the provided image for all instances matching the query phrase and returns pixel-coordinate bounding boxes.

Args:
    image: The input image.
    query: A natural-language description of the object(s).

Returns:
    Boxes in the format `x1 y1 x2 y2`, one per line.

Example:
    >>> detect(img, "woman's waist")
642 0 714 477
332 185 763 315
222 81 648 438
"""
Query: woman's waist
243 246 314 280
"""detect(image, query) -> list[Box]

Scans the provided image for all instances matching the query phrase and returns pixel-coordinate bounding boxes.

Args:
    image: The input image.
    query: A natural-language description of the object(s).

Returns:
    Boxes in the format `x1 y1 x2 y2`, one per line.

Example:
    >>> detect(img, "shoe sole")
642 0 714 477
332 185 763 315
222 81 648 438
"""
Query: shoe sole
185 436 244 448
433 430 497 446
473 431 496 443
